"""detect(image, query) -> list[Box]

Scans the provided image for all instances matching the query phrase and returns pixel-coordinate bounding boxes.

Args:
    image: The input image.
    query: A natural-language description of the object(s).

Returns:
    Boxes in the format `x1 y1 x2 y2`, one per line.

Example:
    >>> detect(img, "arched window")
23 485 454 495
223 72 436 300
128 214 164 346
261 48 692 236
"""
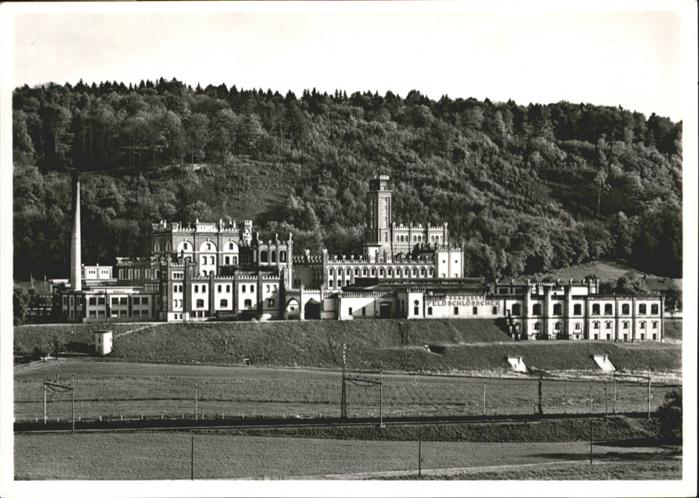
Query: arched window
532 304 542 316
260 250 268 263
412 267 417 277
371 268 376 276
271 251 277 263
511 304 521 316
363 268 368 276
329 268 334 276
554 322 562 330
553 303 562 315
165 242 171 252
396 268 402 277
154 242 160 252
420 268 426 277
354 268 360 276
387 268 393 277
379 268 385 277
428 268 434 277
279 251 287 262
604 304 613 315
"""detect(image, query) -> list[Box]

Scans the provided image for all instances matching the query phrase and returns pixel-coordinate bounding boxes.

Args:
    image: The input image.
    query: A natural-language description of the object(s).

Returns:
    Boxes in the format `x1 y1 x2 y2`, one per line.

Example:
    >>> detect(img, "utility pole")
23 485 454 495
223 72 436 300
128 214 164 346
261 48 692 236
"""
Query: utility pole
340 343 347 419
418 433 422 477
379 370 384 428
589 381 593 466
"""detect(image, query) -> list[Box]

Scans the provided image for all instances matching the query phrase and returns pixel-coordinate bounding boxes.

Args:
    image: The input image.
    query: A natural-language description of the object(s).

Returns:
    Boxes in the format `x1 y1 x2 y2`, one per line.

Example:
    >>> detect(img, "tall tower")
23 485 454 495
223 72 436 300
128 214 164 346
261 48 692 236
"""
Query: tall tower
365 175 392 259
70 171 82 291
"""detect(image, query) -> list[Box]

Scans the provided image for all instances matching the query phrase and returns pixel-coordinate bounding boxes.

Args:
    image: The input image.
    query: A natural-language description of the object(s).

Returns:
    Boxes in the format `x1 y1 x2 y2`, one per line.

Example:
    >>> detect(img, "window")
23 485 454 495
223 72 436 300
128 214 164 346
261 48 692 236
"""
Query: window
554 322 561 330
605 321 612 329
98 297 105 305
244 299 252 308
260 250 268 262
573 304 582 315
492 306 498 315
396 268 401 277
414 300 420 316
553 303 562 315
420 268 426 277
593 321 600 329
133 297 140 305
428 307 433 316
355 268 360 276
651 304 659 314
532 304 542 316
271 252 276 263
348 307 353 316
499 288 508 295
454 306 459 315
534 323 541 331
575 323 581 330
226 285 231 293
220 299 228 308
279 251 287 262
207 243 212 250
511 304 521 316
623 321 629 329
472 306 478 315
604 304 613 315
142 297 148 304
268 298 275 307
328 279 333 288
337 279 342 287
250 285 254 293
111 297 119 305
622 304 630 314
640 322 646 329
266 285 270 292
225 256 230 265
639 304 647 315
120 297 127 305
362 307 366 316
194 285 199 293
640 334 645 341
592 304 600 315
606 334 611 341
362 268 368 276
379 268 384 277
371 268 376 277
196 299 205 308
652 321 658 329
202 285 206 292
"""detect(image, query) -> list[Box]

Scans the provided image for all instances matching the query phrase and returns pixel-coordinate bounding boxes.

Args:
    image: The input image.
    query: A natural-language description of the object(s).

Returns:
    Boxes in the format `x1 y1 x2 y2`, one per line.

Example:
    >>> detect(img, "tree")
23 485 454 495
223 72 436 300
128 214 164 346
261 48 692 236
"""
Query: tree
594 169 610 217
13 287 31 325
656 390 681 443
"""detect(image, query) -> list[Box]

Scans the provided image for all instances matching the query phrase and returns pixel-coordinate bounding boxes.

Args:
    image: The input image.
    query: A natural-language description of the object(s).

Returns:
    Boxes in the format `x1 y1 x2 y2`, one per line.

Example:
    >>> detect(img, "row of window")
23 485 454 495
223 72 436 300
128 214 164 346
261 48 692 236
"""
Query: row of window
329 266 433 278
259 250 288 263
511 302 659 317
529 321 659 332
118 269 160 280
394 234 440 243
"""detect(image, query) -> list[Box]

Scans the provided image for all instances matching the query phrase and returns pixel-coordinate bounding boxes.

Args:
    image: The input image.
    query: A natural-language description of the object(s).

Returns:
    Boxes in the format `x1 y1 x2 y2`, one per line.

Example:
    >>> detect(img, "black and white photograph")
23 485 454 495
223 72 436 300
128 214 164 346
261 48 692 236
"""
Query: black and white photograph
0 1 696 496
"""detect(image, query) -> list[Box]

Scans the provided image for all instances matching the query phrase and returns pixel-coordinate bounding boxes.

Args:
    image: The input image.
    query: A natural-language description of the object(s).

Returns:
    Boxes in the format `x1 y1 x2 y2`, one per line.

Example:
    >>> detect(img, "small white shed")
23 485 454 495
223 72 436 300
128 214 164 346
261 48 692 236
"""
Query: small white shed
95 329 113 356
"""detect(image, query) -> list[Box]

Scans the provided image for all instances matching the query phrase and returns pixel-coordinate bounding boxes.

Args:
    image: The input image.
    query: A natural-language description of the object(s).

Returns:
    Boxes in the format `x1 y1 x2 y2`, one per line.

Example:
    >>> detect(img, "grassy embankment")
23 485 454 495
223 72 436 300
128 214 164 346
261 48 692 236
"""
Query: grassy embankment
15 318 681 372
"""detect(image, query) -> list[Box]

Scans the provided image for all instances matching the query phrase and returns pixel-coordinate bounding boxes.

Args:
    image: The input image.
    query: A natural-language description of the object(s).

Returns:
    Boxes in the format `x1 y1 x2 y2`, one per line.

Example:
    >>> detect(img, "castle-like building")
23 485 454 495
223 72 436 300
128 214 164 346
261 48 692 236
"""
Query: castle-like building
55 175 665 342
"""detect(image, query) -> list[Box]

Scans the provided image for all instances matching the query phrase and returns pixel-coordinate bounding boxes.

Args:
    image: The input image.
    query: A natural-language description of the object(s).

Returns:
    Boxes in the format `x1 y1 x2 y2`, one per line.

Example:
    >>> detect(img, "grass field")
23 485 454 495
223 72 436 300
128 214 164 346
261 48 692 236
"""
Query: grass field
14 432 680 480
533 260 681 294
14 360 681 422
393 460 681 480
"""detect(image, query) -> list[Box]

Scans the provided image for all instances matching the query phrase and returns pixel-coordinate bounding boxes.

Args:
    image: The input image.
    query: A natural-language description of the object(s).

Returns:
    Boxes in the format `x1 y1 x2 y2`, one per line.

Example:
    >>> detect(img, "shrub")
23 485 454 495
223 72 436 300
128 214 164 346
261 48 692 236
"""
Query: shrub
656 389 681 443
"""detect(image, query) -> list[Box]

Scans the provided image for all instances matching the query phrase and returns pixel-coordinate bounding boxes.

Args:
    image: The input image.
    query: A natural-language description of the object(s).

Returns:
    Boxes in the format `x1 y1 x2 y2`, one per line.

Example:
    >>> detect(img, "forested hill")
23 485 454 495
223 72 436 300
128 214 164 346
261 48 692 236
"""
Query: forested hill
12 79 682 281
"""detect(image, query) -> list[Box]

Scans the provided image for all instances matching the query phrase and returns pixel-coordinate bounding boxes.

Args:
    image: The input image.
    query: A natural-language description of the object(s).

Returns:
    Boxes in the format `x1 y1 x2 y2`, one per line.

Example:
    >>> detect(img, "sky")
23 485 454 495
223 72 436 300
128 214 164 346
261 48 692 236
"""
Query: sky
7 1 692 121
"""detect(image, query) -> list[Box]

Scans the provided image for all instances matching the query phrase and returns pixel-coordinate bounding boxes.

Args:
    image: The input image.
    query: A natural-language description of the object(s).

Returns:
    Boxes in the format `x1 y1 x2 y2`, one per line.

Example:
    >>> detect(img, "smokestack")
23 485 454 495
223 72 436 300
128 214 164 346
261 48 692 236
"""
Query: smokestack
70 171 82 291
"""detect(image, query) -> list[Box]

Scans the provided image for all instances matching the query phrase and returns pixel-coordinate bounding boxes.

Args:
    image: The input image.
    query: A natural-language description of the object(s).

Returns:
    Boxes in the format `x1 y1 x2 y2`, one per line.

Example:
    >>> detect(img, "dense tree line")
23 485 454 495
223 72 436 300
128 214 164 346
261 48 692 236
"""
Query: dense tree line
13 78 682 281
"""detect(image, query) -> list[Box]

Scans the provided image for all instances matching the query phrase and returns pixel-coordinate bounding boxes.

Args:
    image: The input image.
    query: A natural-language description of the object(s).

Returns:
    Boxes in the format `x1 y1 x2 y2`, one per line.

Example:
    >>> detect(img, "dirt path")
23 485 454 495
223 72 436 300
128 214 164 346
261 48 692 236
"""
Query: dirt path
114 322 166 338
